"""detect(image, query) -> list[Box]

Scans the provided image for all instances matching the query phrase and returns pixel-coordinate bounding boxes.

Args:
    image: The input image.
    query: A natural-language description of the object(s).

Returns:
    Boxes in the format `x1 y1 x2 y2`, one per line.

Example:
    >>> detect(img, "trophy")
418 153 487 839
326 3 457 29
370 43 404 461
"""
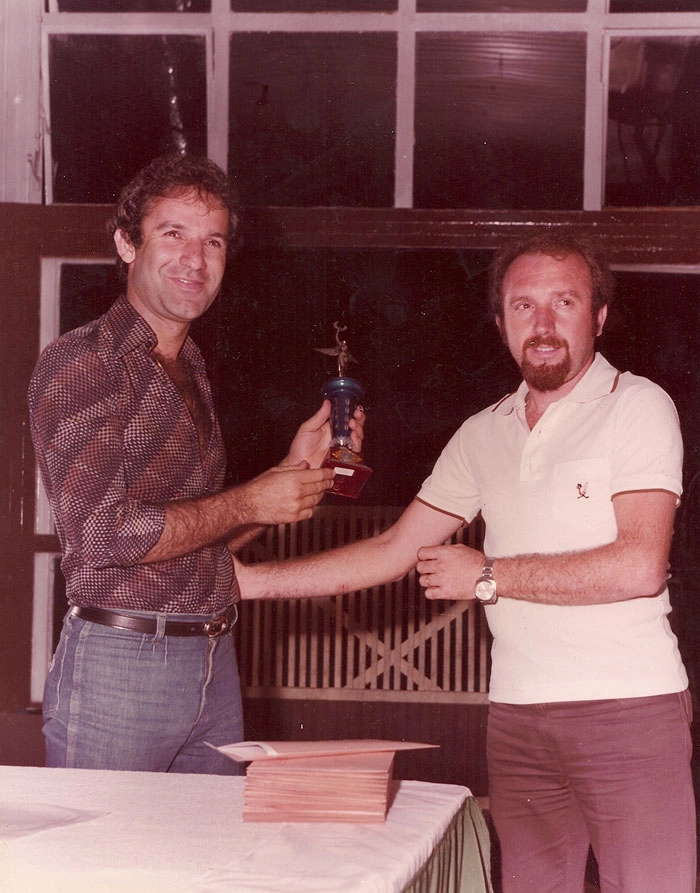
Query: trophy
315 322 372 498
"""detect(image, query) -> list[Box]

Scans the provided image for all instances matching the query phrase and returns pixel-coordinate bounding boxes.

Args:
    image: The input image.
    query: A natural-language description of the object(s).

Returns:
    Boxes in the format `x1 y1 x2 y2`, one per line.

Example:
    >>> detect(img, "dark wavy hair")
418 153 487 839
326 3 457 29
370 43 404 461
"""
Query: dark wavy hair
109 154 240 279
487 231 615 323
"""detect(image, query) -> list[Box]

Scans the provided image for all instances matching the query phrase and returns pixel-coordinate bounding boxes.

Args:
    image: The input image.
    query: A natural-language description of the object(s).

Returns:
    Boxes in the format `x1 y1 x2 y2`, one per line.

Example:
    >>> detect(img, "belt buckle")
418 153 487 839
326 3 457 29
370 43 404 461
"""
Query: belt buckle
203 612 230 638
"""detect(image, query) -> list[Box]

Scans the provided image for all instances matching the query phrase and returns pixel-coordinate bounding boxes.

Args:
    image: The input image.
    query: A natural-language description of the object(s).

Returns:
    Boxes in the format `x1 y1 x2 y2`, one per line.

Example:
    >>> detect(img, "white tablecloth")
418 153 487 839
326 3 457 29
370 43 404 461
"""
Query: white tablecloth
0 766 490 893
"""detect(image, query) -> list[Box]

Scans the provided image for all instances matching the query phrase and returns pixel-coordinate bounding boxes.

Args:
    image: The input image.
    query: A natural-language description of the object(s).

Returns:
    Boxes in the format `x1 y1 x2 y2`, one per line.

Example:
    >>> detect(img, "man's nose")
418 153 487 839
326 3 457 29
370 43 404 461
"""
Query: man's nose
181 239 205 270
532 305 555 333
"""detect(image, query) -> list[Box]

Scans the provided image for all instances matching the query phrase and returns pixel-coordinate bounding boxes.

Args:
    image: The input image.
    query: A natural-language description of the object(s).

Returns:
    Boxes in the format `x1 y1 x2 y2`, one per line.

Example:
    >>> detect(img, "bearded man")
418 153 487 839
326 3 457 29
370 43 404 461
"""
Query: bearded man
234 232 695 892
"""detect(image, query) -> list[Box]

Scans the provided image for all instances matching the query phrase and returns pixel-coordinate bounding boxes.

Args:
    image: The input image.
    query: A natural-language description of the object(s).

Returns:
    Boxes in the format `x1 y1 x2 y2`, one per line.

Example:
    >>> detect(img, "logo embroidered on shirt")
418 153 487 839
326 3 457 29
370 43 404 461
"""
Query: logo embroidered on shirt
576 482 589 499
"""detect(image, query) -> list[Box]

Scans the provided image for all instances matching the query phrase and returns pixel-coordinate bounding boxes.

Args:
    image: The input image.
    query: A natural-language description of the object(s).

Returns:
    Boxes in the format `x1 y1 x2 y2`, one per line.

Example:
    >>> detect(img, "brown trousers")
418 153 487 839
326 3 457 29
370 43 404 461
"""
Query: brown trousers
488 691 696 893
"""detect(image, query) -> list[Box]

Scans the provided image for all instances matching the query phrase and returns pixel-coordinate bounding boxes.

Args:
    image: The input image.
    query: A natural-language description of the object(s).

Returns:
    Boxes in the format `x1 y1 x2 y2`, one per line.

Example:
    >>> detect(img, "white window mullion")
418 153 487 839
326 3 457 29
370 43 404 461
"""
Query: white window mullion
413 11 589 33
1 0 42 202
584 0 608 210
395 0 416 208
31 553 59 703
207 27 228 172
40 12 213 33
39 22 54 204
208 0 232 171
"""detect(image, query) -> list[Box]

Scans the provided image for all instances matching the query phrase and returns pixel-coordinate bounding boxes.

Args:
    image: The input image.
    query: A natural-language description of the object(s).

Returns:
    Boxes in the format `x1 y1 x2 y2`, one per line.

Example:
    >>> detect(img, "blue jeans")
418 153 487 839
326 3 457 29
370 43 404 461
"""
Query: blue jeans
487 691 696 893
43 610 245 774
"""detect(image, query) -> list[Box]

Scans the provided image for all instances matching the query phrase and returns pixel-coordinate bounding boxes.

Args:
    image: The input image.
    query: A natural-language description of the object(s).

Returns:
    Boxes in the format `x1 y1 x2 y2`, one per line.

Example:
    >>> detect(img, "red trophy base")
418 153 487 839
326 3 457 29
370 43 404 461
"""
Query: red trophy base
323 448 372 499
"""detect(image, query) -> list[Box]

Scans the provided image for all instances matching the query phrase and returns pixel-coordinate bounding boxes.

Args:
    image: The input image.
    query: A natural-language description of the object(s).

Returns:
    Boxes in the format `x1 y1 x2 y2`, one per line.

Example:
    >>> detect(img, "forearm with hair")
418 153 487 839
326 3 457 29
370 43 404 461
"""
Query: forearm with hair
239 498 464 601
494 529 672 605
241 539 403 601
140 487 255 563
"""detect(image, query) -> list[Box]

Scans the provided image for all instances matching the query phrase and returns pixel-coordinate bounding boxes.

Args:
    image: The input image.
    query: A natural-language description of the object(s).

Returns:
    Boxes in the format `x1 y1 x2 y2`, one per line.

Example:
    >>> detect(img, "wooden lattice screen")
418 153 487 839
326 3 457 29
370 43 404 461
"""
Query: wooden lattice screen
236 507 490 704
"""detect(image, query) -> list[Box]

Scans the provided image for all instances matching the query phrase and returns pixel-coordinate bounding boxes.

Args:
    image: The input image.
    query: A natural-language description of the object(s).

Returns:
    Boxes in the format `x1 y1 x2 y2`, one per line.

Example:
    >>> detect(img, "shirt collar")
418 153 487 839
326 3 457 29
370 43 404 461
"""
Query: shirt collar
105 295 157 358
103 296 204 370
493 353 620 416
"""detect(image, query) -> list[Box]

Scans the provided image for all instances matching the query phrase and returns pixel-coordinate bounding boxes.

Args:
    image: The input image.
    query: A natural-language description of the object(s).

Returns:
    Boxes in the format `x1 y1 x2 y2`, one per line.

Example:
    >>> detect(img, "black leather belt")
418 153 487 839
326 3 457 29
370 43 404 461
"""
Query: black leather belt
70 603 238 637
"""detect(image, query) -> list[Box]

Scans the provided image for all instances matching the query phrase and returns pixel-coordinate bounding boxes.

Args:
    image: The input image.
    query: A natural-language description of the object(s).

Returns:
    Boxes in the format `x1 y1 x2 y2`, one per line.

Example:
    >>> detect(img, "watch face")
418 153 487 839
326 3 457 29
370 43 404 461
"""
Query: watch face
475 580 497 604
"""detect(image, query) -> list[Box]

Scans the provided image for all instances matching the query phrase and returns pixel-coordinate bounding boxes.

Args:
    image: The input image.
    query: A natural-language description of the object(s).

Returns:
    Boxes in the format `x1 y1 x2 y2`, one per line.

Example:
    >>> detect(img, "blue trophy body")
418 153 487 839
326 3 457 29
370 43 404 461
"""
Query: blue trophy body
315 324 372 498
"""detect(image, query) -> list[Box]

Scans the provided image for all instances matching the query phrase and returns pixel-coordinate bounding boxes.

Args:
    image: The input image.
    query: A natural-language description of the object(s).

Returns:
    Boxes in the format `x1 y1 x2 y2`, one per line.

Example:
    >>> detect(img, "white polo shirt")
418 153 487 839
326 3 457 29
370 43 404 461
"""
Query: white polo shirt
417 353 687 704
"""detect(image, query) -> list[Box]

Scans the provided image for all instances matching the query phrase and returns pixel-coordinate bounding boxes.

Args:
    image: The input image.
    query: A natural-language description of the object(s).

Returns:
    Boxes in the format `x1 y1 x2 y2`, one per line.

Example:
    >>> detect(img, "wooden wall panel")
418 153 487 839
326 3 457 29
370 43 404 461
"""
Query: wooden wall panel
243 696 490 796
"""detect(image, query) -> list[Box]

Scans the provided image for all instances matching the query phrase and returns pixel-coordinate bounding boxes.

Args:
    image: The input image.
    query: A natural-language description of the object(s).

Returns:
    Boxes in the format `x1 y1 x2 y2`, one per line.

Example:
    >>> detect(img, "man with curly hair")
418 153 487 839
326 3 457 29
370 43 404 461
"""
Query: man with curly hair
28 154 362 774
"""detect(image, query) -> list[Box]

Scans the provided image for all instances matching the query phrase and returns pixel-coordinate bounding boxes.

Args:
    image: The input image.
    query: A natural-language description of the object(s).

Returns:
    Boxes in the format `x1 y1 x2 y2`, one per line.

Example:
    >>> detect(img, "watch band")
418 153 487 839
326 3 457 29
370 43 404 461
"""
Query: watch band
475 557 498 604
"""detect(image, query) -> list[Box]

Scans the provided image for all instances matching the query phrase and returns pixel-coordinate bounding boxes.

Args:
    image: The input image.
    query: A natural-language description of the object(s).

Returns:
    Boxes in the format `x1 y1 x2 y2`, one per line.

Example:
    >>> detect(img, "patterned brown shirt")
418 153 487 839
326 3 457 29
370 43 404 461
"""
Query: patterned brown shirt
28 296 237 613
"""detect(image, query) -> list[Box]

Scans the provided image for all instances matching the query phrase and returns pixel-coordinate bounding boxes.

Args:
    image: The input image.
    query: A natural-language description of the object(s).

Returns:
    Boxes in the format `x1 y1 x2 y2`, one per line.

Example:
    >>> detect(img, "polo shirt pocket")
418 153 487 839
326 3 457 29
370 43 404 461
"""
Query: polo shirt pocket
552 457 615 545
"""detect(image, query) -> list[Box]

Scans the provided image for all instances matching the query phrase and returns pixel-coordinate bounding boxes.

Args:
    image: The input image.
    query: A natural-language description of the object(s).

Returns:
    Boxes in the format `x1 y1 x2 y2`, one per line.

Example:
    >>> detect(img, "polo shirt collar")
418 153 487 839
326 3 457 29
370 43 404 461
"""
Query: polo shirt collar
493 353 620 416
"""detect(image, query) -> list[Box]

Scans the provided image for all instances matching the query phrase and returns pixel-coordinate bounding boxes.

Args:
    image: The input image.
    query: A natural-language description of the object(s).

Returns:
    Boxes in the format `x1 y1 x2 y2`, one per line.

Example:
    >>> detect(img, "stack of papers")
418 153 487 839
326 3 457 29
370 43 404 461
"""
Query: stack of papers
211 739 438 823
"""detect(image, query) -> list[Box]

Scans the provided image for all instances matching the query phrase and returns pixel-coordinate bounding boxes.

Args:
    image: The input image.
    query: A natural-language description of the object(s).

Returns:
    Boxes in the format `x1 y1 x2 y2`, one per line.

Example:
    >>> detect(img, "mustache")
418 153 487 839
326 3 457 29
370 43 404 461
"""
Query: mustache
524 335 567 350
172 271 205 281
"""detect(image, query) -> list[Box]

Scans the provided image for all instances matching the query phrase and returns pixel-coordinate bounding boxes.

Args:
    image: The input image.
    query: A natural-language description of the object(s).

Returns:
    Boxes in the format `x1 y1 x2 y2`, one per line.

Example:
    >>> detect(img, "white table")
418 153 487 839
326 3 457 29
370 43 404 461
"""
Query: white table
0 766 492 893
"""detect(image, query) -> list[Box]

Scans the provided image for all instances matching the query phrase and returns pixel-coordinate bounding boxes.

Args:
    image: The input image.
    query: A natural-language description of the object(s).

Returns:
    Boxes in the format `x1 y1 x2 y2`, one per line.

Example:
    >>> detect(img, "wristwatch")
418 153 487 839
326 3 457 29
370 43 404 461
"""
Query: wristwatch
475 558 498 605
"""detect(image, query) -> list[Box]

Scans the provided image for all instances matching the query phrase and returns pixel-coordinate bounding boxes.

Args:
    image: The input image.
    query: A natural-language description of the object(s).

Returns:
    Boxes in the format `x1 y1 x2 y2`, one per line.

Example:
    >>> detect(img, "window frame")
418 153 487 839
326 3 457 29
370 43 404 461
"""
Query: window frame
602 28 700 208
5 1 690 210
31 256 116 702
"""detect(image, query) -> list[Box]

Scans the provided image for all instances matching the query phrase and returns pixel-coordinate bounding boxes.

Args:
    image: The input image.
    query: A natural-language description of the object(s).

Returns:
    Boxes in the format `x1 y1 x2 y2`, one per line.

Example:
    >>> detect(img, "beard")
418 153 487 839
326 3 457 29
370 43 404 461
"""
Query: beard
520 336 572 391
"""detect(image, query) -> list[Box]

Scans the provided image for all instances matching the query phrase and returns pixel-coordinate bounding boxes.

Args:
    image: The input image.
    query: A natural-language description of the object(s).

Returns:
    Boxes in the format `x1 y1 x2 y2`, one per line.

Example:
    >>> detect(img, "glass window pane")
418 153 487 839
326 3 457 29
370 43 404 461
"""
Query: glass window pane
418 0 584 9
601 270 700 459
229 33 396 206
610 0 700 11
232 0 395 9
49 34 207 203
56 1 210 9
60 265 121 335
606 37 700 206
414 32 586 209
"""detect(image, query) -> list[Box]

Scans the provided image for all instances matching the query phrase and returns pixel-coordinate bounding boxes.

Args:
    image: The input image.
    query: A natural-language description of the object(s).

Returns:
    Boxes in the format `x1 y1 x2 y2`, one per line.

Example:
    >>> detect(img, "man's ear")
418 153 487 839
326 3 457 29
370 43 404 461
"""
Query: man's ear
495 314 508 345
595 304 608 337
114 228 136 264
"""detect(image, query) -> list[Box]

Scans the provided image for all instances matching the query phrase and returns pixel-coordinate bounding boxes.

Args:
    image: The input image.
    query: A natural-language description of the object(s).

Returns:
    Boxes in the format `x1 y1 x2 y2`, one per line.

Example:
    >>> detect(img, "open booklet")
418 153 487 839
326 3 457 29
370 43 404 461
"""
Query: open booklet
209 738 439 763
